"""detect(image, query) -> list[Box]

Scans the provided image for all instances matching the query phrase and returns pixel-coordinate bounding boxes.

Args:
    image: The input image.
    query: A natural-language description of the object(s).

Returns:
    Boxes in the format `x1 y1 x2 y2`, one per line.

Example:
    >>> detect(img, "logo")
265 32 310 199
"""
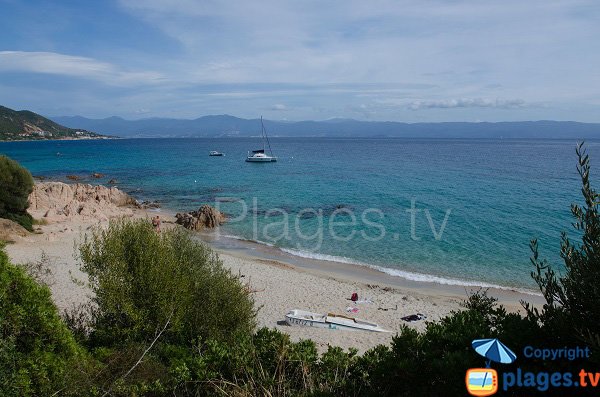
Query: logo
466 338 517 396
466 368 498 396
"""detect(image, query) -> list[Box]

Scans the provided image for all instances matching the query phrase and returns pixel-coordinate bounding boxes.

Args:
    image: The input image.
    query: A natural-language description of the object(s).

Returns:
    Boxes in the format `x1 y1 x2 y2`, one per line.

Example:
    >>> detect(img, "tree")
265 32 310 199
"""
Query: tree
528 142 600 352
0 156 34 231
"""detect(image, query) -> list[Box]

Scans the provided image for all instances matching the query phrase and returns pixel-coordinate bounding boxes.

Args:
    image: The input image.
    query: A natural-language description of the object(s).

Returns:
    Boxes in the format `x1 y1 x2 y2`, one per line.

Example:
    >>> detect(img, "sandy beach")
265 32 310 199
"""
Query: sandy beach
3 182 543 353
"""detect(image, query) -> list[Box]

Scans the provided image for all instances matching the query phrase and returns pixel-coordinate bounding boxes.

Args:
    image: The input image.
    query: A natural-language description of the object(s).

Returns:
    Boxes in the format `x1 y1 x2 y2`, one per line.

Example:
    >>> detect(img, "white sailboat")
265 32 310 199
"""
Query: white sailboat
246 116 277 162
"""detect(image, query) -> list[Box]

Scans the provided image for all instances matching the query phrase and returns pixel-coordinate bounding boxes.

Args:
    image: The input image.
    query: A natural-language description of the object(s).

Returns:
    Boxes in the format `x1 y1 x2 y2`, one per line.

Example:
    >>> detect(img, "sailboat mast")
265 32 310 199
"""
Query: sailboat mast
261 116 275 156
261 116 266 152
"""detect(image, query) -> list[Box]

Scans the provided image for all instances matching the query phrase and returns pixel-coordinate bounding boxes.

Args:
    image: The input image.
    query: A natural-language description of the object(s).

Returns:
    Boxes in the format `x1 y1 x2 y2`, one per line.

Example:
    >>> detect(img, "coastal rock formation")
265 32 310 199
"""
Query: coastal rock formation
175 205 226 230
136 200 161 209
0 218 30 242
28 182 137 222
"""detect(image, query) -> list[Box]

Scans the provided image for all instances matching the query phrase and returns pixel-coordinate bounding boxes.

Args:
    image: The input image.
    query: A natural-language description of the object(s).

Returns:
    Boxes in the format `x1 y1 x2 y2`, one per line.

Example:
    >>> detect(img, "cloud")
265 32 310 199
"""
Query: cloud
271 104 288 111
408 98 526 110
2 1 600 121
0 51 164 86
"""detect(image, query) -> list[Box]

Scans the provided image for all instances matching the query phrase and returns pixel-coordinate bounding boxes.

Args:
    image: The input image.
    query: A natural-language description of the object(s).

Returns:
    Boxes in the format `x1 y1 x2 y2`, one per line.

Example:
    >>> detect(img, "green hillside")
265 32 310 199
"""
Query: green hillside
0 105 104 141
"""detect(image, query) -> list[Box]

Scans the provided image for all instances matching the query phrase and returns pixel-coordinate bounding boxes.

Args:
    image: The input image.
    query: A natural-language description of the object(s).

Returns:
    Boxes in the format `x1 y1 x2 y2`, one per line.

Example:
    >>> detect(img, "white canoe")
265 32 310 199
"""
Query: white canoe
285 309 390 332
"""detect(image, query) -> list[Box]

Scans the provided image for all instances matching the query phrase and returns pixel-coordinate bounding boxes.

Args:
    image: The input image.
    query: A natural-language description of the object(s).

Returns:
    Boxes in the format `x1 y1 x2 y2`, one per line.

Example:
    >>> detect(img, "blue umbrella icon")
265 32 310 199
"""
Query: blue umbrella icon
471 339 516 391
472 338 517 366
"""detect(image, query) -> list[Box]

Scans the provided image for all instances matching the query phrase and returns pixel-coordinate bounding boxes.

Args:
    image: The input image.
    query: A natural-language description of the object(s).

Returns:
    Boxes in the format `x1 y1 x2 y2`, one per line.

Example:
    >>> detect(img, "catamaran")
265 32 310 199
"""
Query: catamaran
246 116 277 162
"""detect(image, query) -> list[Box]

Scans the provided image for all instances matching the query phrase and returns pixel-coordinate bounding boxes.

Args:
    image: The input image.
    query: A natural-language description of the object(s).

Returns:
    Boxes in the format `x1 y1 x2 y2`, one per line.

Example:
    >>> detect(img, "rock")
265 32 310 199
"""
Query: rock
108 179 118 184
27 182 137 222
0 218 29 242
215 197 241 203
135 200 161 209
91 173 105 179
175 205 226 230
66 175 81 181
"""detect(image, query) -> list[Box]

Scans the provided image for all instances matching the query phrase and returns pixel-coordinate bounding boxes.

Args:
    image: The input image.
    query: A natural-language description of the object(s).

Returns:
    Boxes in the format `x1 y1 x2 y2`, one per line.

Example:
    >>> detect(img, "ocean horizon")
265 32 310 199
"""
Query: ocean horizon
2 136 593 291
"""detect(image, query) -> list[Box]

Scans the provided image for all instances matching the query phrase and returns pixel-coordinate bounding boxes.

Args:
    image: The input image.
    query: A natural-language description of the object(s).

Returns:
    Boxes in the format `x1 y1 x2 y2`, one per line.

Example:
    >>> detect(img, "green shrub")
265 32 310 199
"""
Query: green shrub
0 245 82 396
169 327 325 396
0 155 34 231
528 142 600 356
77 218 256 348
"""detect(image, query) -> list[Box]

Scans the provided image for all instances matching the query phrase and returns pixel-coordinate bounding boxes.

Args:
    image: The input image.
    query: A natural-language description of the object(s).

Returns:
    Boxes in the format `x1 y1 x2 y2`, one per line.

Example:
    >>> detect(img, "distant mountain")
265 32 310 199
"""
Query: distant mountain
50 114 600 139
0 105 104 141
51 114 263 138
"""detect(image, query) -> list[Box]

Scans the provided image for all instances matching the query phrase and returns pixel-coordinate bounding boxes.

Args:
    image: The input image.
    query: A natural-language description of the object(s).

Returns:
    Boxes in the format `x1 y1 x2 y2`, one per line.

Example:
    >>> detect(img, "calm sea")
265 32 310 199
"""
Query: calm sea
2 137 595 290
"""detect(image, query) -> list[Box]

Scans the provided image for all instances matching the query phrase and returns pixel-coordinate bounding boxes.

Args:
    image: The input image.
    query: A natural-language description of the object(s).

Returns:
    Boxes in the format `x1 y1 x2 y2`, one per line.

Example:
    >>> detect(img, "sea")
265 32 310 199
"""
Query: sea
1 137 595 292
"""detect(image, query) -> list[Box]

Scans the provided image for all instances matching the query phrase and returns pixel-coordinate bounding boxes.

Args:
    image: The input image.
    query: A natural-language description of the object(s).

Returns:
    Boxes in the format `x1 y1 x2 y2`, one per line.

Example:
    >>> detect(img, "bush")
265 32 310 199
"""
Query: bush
77 218 256 348
0 245 82 396
0 155 34 231
168 327 327 396
528 142 600 356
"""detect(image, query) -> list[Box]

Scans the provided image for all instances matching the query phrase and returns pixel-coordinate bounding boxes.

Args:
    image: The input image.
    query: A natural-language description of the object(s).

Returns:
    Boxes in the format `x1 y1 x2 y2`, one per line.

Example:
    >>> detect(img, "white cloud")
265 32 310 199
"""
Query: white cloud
2 1 600 121
115 0 600 107
0 51 164 86
408 98 526 110
271 104 288 111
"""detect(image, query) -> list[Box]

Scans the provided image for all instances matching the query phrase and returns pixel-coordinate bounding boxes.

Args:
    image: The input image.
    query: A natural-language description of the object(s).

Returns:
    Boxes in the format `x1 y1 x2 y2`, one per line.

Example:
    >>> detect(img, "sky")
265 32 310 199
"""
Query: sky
0 0 599 122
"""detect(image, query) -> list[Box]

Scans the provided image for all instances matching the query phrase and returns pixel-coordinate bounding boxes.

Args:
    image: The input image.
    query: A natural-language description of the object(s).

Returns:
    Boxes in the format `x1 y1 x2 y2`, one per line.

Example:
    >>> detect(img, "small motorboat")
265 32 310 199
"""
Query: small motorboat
284 309 390 332
209 151 224 156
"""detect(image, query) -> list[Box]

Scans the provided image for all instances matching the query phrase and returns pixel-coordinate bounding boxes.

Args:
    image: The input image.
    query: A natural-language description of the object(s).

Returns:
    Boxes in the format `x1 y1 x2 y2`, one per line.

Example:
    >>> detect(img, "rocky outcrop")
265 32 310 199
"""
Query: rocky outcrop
0 218 29 242
28 182 137 222
175 205 226 230
136 200 161 209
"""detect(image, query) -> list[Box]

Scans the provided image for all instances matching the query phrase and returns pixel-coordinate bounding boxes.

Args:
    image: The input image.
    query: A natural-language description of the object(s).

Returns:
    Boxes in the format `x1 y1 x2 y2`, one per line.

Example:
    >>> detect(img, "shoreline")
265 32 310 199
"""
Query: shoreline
195 230 544 313
202 231 541 296
0 136 116 143
2 181 544 352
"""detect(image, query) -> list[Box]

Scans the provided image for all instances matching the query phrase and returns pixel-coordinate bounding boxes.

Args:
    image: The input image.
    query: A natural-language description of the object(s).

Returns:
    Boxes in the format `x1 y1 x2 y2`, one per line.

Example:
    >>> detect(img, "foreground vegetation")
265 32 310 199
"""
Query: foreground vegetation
1 144 599 396
0 155 34 231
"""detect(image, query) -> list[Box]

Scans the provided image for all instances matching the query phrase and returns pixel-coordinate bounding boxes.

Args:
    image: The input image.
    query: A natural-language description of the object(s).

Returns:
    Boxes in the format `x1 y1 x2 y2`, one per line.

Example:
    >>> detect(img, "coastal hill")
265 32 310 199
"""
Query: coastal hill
0 105 104 141
52 114 600 139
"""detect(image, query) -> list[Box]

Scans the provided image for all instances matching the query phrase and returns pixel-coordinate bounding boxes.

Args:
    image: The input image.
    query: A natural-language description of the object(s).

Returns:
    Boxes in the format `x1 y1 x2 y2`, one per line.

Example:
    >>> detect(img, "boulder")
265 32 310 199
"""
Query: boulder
175 205 226 230
135 200 161 209
0 218 29 242
91 173 105 179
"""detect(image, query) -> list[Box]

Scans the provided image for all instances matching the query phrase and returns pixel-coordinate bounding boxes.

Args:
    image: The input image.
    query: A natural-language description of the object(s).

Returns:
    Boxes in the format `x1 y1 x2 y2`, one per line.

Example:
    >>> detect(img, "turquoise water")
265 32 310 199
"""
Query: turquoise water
1 138 594 290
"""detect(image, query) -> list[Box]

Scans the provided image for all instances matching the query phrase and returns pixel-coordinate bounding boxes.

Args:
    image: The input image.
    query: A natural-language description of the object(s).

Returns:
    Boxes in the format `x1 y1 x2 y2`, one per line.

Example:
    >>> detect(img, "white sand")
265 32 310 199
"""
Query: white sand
218 250 465 352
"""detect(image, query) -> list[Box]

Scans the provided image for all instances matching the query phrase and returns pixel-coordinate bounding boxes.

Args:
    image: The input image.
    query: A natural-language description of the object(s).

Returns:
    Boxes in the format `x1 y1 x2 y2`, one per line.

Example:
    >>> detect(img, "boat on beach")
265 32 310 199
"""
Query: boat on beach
285 309 390 332
209 151 224 156
246 116 277 162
